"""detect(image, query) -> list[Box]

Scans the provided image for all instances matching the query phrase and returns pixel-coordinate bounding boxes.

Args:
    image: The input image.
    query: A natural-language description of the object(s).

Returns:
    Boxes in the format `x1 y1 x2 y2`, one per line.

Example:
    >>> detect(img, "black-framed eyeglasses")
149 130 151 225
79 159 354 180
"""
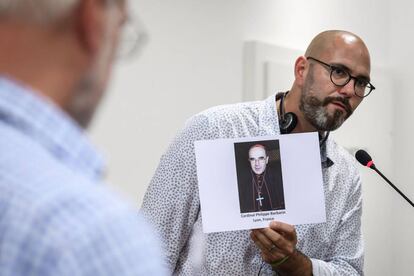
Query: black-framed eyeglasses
306 57 375 98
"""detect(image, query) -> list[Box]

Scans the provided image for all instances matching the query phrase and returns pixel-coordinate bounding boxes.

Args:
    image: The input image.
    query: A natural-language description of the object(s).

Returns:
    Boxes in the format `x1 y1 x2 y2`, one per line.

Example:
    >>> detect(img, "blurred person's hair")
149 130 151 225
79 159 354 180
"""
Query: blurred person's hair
0 0 121 24
0 0 81 23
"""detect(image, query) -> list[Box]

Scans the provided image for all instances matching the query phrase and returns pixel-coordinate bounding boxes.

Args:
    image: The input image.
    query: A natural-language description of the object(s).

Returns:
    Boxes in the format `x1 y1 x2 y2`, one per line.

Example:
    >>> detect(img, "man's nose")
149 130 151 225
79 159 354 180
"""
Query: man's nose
338 79 355 98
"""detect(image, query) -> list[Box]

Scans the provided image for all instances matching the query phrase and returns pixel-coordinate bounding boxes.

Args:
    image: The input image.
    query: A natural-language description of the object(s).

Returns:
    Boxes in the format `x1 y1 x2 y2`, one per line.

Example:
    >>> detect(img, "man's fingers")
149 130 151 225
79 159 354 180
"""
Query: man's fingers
251 228 294 257
251 230 271 252
269 221 297 242
258 227 295 255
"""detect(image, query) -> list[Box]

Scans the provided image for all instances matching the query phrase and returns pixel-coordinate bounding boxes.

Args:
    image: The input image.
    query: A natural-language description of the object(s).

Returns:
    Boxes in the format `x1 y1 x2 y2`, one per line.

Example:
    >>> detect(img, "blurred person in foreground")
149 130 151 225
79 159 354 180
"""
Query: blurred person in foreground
0 0 165 275
142 30 374 275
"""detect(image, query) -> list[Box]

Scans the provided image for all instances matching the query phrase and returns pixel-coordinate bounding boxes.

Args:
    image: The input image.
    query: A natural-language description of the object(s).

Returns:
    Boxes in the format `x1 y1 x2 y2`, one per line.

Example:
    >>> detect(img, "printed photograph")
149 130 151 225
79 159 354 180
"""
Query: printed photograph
234 140 285 213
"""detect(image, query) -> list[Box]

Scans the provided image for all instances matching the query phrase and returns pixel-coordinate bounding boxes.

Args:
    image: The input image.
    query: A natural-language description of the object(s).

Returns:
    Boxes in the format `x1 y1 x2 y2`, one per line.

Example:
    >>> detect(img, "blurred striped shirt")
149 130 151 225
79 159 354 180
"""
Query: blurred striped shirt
0 77 166 276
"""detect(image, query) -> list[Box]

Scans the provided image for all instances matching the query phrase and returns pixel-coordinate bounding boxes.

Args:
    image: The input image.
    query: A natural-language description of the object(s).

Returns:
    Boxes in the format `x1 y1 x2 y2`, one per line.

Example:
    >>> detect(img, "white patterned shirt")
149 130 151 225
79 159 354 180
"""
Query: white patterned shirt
142 94 363 275
0 77 166 276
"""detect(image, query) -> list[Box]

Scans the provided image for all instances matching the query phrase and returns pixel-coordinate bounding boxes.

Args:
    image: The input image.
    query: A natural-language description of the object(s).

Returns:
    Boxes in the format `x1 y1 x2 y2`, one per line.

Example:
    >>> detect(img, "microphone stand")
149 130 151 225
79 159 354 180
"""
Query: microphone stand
372 165 414 208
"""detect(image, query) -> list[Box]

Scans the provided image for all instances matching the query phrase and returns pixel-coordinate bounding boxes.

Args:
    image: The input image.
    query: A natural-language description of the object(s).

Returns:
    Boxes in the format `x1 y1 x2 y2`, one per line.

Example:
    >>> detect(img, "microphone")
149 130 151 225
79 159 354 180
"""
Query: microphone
355 149 414 208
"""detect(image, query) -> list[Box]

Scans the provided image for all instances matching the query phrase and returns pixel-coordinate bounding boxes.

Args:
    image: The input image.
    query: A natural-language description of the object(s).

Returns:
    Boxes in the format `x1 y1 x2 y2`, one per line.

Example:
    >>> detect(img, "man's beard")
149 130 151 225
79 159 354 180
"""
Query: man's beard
65 25 117 128
299 69 353 131
66 73 103 129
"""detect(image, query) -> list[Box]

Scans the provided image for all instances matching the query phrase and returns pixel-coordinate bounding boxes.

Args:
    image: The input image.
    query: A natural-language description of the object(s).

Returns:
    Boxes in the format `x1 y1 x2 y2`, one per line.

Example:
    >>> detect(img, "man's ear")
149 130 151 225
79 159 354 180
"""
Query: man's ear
76 0 106 56
265 156 269 164
294 56 307 87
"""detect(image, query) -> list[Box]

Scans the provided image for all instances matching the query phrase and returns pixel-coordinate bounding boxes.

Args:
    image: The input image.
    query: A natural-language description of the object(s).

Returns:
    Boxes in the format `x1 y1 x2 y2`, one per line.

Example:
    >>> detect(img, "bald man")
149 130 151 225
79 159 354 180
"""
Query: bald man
142 30 373 275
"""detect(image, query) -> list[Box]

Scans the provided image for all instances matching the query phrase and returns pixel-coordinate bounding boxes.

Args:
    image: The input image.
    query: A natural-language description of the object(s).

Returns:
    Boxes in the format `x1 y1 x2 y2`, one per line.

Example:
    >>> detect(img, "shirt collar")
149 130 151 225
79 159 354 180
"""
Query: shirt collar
320 138 335 168
0 76 106 181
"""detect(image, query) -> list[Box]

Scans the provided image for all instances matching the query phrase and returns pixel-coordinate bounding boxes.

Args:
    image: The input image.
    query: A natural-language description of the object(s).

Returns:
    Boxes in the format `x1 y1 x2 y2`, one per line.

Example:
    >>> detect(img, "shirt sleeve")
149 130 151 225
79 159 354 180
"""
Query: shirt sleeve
141 114 213 273
310 173 364 276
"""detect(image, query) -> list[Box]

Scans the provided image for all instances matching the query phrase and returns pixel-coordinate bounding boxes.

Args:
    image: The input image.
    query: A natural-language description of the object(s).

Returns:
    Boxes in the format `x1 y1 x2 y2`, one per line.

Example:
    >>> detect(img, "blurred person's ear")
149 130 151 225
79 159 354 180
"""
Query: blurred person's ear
76 0 107 57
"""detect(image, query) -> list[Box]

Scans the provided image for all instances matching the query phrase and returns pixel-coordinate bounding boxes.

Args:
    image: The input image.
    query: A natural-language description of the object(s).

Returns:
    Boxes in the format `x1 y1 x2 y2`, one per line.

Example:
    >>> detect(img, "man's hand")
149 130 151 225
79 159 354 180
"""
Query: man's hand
250 221 312 276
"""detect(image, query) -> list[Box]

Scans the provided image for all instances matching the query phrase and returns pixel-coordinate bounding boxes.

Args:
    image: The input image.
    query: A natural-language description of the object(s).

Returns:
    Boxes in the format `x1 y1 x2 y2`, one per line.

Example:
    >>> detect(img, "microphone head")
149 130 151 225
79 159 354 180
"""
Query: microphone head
355 149 375 168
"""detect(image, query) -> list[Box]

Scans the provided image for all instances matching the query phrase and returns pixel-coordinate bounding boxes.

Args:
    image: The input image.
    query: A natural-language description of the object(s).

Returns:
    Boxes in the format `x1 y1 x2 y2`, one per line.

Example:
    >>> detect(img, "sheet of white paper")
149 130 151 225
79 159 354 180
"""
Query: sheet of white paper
194 132 326 233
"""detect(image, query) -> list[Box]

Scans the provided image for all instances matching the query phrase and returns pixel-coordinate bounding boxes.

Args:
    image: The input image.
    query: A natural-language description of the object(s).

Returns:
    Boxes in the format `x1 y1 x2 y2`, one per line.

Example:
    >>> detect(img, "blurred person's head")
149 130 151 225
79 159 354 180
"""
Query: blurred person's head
0 0 130 127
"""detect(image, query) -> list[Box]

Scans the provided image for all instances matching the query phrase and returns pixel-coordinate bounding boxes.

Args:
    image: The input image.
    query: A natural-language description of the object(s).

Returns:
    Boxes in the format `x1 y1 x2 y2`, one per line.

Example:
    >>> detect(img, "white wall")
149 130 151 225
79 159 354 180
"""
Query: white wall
91 0 245 202
388 1 414 275
89 0 409 275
